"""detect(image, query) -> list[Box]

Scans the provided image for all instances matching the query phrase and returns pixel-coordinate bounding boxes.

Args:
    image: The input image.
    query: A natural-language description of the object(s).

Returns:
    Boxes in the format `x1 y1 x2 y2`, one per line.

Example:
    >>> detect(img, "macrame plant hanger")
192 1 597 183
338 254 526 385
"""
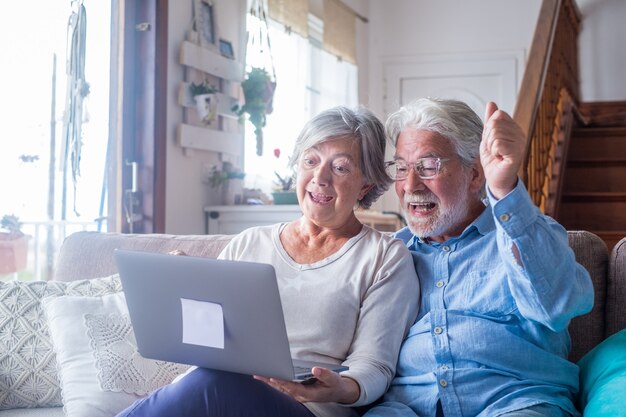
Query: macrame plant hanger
61 0 89 218
245 0 277 156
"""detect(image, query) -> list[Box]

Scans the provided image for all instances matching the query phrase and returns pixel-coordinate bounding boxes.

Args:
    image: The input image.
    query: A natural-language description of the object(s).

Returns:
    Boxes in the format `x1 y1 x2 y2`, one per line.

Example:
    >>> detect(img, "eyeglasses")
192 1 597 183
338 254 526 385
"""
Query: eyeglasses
384 157 450 180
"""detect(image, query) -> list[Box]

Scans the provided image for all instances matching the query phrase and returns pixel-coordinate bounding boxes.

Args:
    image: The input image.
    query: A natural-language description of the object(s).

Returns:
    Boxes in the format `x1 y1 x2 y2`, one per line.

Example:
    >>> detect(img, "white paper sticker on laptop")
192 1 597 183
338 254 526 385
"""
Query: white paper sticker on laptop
180 298 224 349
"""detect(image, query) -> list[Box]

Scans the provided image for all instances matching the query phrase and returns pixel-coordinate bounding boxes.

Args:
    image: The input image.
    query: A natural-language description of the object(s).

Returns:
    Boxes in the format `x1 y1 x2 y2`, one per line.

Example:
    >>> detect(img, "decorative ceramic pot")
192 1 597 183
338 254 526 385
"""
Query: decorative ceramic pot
271 191 298 205
0 234 29 274
194 93 219 125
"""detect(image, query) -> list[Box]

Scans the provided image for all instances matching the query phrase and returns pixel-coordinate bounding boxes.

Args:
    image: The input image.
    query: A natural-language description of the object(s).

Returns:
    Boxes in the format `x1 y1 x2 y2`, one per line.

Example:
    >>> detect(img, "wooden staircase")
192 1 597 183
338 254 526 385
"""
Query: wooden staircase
557 101 626 251
512 1 625 252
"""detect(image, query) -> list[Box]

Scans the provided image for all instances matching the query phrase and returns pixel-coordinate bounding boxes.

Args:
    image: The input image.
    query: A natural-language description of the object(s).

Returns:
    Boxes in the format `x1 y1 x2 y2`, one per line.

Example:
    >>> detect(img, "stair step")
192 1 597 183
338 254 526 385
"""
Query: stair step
562 164 626 193
578 101 626 127
569 128 626 160
571 126 626 137
558 199 626 230
562 192 626 202
567 158 626 165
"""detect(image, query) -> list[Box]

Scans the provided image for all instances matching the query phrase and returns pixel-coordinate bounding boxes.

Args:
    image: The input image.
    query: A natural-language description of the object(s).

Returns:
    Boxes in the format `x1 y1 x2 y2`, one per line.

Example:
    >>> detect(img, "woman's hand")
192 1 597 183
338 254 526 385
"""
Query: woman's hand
254 367 360 404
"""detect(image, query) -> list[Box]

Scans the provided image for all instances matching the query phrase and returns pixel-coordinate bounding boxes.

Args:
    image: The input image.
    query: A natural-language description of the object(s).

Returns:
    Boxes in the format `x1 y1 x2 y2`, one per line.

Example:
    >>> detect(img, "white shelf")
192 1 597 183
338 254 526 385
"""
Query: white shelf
203 205 403 235
204 205 301 234
177 123 242 155
180 41 244 82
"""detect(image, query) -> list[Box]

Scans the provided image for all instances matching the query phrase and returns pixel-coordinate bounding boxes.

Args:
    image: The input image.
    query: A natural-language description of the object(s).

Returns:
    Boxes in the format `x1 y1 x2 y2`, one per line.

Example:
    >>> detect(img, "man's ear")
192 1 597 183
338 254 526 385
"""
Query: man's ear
469 162 485 193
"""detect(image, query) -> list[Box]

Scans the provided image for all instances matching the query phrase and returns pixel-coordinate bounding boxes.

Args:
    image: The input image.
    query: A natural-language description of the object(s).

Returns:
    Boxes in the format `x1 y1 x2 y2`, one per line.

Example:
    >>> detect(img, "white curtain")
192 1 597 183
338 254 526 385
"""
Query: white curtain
244 17 358 195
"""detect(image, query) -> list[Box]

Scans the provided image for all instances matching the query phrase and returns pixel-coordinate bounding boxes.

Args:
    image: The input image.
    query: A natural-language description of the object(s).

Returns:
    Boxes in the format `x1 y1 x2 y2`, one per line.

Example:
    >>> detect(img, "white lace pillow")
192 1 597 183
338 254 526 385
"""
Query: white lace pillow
0 275 122 410
42 292 188 417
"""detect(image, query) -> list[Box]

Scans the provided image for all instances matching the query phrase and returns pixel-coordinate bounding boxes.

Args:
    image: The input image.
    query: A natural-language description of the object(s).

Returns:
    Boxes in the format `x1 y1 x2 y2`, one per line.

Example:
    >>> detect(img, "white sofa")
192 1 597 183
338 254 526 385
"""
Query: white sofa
0 230 624 416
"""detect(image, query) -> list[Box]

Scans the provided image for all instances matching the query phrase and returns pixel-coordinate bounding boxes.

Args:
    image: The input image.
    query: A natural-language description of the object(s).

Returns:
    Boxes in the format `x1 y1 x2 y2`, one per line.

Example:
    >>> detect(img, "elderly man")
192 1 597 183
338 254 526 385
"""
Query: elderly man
365 98 593 417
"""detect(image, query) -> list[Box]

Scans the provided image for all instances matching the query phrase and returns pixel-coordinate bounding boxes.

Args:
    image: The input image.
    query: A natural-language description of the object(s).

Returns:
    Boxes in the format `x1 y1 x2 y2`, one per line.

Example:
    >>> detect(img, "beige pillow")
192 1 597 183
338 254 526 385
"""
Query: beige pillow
42 292 188 417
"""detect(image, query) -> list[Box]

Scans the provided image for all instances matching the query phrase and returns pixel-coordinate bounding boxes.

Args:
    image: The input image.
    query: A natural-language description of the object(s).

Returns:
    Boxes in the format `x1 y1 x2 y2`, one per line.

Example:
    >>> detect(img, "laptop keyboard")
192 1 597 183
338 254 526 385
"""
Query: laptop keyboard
293 366 312 375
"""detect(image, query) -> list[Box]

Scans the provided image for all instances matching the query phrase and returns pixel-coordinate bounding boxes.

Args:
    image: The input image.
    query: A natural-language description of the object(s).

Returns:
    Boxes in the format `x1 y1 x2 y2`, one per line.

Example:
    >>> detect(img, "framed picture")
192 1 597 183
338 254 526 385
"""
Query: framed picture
219 39 234 59
195 0 216 48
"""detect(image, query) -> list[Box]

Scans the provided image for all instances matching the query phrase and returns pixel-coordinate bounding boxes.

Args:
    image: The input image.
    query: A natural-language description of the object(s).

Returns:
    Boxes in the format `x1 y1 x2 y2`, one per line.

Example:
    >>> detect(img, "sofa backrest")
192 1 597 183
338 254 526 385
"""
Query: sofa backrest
54 232 233 282
54 230 624 363
566 231 609 362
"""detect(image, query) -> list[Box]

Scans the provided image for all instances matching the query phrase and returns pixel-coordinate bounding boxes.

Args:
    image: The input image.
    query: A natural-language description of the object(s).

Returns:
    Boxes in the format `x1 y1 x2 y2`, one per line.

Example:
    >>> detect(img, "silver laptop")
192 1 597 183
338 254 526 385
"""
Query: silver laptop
114 249 348 383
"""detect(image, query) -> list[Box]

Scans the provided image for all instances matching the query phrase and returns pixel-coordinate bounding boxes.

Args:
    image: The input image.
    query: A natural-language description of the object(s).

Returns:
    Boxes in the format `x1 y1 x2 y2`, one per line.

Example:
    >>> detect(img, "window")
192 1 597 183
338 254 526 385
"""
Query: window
0 0 111 280
243 14 358 195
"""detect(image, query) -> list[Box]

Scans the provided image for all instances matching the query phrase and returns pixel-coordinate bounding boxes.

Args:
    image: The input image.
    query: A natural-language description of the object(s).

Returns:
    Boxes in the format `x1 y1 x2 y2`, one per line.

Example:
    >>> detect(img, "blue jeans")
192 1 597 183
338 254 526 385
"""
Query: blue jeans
116 368 316 417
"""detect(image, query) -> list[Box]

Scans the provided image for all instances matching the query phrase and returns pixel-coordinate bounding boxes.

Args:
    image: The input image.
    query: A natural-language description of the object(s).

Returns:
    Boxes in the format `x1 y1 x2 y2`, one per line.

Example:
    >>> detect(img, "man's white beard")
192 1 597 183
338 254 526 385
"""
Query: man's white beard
403 175 473 240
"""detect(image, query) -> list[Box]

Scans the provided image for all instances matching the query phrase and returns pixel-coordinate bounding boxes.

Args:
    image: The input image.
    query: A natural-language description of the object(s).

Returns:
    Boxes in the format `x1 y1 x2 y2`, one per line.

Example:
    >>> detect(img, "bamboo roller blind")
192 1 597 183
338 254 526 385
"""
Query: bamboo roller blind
267 0 358 64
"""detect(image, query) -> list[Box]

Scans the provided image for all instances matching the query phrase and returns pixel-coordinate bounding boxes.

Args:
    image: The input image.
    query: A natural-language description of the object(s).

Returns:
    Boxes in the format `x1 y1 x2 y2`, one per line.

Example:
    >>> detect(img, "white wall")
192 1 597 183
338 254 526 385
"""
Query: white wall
164 0 247 234
364 0 541 115
577 0 626 101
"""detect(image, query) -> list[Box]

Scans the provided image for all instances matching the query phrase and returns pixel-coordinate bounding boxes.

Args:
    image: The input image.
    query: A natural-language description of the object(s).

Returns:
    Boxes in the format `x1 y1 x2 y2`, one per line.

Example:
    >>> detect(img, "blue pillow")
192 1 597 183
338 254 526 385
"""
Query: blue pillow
578 328 626 416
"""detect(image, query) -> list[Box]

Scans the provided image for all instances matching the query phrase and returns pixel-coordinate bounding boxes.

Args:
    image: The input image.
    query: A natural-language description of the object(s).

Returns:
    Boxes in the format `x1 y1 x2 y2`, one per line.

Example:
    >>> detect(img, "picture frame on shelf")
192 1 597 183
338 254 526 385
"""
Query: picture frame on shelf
195 0 218 50
219 39 235 59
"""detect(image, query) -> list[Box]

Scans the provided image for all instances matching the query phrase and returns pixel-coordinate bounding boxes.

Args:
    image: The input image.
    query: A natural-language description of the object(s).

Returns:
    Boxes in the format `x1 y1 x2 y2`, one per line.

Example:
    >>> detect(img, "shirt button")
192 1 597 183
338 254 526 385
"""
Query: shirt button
436 280 444 288
499 213 510 222
442 245 450 252
434 326 443 334
439 379 448 387
440 365 449 371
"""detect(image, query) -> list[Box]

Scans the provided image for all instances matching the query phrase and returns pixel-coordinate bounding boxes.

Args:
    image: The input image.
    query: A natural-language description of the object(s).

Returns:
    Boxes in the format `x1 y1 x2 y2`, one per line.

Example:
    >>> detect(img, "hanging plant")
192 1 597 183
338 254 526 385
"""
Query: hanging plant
232 67 276 156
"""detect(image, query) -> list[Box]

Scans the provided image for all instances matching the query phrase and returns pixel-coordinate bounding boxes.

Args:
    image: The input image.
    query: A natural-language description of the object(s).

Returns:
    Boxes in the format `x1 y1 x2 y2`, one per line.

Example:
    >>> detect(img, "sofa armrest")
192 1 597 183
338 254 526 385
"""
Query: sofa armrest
54 232 234 282
607 236 626 338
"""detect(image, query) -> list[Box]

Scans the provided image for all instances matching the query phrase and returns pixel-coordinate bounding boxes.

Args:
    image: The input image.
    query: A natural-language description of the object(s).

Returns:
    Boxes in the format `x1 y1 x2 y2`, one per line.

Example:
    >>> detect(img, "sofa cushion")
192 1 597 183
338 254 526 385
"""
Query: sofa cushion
578 328 626 416
42 292 188 417
0 408 63 417
54 232 233 282
566 231 609 362
0 275 121 410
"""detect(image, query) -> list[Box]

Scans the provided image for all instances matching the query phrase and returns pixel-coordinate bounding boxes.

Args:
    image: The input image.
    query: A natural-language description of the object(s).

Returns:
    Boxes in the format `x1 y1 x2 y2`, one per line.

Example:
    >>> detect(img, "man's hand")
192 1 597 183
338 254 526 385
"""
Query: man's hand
254 367 360 404
479 102 527 199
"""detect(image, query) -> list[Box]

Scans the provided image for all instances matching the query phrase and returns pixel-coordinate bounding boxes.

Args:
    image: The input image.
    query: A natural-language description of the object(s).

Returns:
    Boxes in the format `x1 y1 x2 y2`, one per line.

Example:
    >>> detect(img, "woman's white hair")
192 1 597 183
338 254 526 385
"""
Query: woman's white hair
289 106 390 209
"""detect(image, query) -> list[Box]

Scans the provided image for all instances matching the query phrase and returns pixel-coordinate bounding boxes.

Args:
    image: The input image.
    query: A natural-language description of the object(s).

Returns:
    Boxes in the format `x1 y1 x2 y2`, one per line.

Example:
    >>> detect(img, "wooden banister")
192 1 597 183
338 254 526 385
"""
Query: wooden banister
513 0 560 144
513 0 581 215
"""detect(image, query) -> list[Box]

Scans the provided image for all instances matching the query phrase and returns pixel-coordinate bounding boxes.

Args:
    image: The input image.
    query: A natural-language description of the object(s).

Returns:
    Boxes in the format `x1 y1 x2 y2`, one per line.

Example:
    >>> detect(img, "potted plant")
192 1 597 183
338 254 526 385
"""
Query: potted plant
232 67 276 156
190 80 219 125
271 148 297 205
208 162 246 205
0 214 29 275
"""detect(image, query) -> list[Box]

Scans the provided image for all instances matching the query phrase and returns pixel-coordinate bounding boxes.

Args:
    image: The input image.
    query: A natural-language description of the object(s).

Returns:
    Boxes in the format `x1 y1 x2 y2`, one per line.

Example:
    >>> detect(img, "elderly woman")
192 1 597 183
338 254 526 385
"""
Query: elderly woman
116 106 420 417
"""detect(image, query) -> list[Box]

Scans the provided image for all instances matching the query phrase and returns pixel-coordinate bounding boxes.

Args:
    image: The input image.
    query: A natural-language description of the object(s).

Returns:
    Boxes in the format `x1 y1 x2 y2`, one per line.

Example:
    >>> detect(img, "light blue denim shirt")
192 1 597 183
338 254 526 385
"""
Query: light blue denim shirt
376 182 594 417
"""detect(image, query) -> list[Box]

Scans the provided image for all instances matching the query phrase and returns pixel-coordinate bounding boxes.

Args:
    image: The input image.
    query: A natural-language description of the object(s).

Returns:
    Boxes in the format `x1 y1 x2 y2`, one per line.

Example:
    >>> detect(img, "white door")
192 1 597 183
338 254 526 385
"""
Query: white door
384 51 525 116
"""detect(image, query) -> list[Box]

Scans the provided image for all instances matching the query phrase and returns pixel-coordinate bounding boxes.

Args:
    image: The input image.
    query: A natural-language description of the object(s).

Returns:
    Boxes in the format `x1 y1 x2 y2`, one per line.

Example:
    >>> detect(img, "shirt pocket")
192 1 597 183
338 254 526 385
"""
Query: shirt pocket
459 269 517 317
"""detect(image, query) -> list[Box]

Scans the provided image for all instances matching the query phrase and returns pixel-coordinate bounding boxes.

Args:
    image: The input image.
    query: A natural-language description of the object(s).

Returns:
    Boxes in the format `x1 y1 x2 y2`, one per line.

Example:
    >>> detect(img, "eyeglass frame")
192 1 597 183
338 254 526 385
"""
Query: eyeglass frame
384 157 451 180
